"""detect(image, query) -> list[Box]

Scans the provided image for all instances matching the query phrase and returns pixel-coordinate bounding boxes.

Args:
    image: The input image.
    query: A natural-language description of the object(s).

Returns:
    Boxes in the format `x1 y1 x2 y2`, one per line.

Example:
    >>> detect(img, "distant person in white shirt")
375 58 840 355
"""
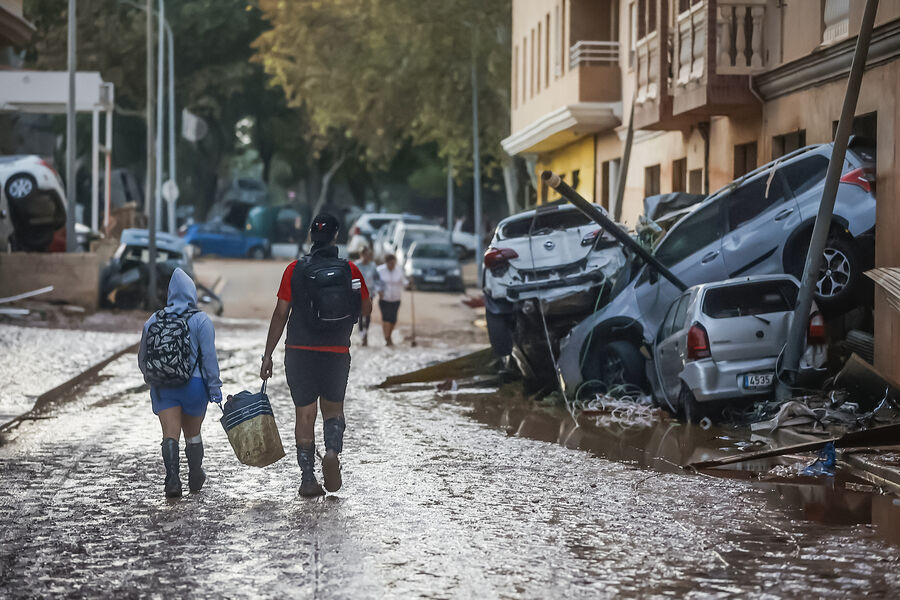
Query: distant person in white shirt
375 254 408 346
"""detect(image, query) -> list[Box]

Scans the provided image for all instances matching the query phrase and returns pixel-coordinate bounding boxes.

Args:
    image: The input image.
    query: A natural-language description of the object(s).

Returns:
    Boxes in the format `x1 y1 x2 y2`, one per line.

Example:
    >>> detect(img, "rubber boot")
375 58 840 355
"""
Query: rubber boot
297 443 325 497
161 437 182 498
322 417 345 493
185 441 206 493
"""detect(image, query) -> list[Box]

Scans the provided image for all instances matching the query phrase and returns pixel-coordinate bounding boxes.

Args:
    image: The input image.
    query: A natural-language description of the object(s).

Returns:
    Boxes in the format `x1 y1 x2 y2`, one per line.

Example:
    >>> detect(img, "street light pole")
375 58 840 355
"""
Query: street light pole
65 0 77 252
167 23 177 234
471 33 483 282
155 0 164 233
446 158 454 241
777 0 879 399
146 0 157 308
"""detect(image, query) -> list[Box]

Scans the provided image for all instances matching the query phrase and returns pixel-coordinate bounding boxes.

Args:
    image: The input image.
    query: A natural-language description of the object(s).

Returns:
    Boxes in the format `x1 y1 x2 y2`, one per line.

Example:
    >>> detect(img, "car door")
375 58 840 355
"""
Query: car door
635 199 728 337
219 224 244 257
655 292 693 400
720 168 800 278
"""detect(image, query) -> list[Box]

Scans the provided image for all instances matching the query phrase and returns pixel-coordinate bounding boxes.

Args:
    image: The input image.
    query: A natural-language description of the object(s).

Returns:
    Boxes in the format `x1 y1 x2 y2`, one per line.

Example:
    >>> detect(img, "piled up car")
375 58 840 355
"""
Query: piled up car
485 140 876 418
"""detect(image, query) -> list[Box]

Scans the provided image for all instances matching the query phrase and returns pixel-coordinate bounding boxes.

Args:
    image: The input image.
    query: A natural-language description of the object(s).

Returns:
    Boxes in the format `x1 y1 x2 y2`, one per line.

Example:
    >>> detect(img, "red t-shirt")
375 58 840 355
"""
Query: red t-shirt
277 259 369 353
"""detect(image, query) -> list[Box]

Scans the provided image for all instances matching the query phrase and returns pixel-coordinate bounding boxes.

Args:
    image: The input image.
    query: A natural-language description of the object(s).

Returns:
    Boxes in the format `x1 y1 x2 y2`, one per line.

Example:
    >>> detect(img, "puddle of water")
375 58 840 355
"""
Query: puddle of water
437 386 900 547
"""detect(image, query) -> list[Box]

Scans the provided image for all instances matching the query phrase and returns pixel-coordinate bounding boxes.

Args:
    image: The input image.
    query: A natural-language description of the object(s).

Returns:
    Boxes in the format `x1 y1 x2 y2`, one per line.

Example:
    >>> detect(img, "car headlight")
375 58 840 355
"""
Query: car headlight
449 268 461 276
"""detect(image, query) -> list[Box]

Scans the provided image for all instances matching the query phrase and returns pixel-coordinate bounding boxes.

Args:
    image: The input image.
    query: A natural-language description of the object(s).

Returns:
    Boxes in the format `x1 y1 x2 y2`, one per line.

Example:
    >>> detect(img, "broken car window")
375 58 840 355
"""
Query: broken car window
725 172 788 231
702 279 799 318
501 209 593 239
653 201 723 268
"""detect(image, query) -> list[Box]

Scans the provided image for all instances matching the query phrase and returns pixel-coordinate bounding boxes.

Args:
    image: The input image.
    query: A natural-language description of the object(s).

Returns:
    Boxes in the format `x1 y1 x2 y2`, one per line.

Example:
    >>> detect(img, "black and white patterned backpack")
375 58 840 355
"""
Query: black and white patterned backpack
143 308 199 387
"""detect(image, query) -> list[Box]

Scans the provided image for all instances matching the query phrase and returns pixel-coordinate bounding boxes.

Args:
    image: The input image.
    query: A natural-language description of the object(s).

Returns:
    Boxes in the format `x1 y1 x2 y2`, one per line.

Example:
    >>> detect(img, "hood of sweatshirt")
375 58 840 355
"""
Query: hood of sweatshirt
165 267 197 313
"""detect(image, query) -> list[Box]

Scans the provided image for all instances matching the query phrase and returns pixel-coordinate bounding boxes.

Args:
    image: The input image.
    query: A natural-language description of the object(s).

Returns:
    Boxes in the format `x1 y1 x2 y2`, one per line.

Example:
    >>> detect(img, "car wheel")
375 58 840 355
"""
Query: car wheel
789 235 863 315
678 383 704 424
486 309 515 356
595 341 646 390
248 246 265 260
4 173 37 201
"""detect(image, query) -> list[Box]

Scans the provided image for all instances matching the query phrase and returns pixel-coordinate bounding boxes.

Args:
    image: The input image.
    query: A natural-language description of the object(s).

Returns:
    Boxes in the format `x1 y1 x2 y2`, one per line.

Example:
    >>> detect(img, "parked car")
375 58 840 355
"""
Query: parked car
371 215 428 261
100 228 223 313
391 222 447 266
558 140 875 397
650 275 827 422
404 240 465 292
482 202 626 383
182 222 271 259
351 212 425 241
0 155 67 252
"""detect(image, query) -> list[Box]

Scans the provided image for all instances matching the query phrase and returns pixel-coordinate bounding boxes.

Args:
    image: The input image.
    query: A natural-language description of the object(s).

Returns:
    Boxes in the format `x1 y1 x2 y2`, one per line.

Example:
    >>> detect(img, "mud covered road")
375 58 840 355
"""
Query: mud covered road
1 325 899 598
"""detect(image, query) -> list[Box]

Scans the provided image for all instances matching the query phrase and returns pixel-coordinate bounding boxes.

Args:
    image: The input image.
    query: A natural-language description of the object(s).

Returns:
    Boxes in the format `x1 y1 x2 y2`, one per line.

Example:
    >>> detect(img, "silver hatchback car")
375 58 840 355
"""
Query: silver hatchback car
650 275 826 422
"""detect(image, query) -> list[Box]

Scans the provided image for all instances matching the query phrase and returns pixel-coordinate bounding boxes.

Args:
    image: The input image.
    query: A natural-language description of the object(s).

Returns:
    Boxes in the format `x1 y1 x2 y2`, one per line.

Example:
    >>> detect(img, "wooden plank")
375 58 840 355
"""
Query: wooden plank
378 347 495 387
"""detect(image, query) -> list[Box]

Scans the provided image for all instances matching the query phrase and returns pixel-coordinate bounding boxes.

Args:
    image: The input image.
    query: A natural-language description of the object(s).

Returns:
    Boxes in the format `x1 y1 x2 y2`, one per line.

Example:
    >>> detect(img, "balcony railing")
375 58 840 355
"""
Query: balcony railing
635 32 660 104
674 1 706 86
569 40 619 70
716 1 767 74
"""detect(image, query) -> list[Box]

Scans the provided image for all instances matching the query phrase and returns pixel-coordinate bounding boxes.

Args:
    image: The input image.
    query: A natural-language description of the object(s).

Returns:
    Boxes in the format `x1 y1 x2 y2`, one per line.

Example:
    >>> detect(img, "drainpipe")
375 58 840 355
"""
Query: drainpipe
777 0 879 400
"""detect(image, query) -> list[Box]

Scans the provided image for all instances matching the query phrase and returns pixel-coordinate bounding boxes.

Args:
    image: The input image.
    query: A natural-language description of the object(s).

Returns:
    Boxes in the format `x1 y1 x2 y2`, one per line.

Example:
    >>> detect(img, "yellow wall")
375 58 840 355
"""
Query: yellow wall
536 135 596 203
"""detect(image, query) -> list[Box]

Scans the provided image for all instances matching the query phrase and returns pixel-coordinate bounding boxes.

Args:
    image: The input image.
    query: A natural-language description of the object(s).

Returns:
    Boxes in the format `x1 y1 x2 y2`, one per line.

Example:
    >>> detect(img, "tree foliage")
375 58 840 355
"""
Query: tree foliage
254 0 511 173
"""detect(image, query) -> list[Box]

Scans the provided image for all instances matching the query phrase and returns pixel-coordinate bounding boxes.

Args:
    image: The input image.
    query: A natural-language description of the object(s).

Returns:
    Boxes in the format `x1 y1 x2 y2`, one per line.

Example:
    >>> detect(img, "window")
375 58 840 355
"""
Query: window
654 201 722 267
537 22 542 91
645 164 660 196
554 4 562 77
724 171 788 232
513 45 518 108
659 298 680 339
772 130 806 159
523 37 528 102
733 142 758 178
822 0 850 44
545 13 550 87
647 0 656 34
780 155 829 198
560 1 566 75
501 208 593 239
672 158 687 192
703 279 799 318
629 2 637 67
530 29 535 98
689 168 703 194
673 292 692 331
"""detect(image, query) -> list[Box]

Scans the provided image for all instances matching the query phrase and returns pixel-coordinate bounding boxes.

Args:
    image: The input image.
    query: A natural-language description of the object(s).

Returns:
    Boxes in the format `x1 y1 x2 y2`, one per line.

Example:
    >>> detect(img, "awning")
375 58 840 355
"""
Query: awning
0 4 36 47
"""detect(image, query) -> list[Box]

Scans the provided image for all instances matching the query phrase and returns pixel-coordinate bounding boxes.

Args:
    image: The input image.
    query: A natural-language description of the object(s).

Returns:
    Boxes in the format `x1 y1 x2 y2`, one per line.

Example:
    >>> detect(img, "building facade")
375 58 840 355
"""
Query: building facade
502 0 900 380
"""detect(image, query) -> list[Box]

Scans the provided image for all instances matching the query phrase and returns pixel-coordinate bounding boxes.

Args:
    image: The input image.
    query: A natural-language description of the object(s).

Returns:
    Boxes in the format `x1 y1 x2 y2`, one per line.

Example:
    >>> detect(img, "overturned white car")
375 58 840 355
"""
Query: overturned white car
483 202 626 386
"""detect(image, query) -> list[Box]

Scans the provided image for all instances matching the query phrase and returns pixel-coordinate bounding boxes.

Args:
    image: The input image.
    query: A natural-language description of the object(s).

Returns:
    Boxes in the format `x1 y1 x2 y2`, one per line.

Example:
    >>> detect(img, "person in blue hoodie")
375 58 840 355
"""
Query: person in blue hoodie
138 268 222 497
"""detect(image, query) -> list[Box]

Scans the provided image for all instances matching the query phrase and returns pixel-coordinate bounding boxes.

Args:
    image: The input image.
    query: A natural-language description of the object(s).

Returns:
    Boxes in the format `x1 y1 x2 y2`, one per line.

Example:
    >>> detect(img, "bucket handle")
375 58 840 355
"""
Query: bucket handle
217 380 268 414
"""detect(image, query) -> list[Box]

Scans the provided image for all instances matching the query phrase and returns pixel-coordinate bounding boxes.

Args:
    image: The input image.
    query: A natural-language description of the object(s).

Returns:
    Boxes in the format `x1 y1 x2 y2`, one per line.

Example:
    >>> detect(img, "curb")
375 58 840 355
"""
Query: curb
0 341 140 434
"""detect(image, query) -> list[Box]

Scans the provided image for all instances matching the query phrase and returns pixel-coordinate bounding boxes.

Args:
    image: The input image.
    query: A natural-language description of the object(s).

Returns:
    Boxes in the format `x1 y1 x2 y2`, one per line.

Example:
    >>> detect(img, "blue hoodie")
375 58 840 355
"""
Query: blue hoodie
138 268 223 402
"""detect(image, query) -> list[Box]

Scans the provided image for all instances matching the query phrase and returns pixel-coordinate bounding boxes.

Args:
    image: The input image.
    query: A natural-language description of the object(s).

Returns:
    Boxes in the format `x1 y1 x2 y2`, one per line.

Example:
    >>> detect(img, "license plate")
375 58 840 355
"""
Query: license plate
742 373 774 389
424 275 445 282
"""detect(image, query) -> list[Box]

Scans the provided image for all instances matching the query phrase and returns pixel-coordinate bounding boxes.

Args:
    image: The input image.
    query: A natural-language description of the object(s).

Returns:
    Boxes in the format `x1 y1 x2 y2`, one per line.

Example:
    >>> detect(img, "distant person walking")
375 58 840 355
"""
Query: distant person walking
260 214 372 497
138 268 222 498
355 246 380 346
376 253 408 346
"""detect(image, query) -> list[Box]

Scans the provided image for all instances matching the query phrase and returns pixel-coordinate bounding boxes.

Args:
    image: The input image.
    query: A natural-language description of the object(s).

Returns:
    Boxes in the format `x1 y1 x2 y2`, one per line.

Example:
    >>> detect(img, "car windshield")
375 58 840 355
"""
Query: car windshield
412 244 456 259
702 279 799 318
501 209 593 238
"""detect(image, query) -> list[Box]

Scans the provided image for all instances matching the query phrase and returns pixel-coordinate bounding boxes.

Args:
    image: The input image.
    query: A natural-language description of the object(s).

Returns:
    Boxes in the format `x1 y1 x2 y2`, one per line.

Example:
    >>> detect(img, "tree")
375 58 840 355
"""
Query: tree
253 0 511 175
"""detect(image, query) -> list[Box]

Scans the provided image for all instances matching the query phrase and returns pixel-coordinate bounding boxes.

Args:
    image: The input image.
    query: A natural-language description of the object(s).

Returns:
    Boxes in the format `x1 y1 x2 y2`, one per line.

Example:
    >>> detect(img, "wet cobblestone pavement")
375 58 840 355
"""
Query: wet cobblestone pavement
1 328 899 598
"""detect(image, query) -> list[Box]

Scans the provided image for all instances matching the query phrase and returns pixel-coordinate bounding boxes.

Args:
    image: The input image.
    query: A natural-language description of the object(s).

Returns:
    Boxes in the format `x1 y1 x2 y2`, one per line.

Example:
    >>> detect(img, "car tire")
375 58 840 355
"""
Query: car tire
486 309 515 357
789 235 863 315
595 341 646 390
679 382 704 424
4 173 37 201
248 246 266 260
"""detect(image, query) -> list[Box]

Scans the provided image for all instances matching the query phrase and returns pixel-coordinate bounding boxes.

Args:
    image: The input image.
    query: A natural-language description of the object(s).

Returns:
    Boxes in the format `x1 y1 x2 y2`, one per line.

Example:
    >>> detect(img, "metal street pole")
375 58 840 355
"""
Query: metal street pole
446 158 454 242
167 23 177 234
471 38 483 282
155 0 164 232
65 0 77 252
146 0 157 308
777 0 879 400
612 95 635 223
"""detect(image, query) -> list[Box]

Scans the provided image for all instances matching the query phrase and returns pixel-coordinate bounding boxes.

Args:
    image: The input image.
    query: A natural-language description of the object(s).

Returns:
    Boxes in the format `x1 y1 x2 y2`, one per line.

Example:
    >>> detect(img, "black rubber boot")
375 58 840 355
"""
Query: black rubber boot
297 443 325 497
161 437 182 498
185 442 206 493
322 418 345 493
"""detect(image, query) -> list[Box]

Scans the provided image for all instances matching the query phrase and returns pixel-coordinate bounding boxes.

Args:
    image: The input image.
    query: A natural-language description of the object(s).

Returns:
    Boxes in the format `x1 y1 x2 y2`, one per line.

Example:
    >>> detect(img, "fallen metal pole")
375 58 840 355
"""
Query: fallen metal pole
687 423 900 470
541 171 687 292
777 0 879 400
612 97 634 222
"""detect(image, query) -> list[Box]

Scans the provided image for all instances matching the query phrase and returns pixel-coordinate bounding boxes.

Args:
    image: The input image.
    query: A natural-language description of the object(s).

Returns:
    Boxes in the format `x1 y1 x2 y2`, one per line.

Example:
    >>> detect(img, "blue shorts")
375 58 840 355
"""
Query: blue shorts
151 377 209 417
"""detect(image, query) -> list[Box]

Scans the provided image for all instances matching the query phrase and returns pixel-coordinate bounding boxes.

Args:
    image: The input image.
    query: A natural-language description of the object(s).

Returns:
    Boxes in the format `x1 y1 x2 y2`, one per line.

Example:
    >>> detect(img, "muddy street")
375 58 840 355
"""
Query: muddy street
0 323 898 599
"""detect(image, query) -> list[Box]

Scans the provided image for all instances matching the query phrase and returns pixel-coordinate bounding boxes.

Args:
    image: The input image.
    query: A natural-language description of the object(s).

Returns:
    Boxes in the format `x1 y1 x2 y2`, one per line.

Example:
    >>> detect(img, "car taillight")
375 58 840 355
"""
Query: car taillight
484 247 518 269
807 312 827 345
840 167 876 193
686 323 711 360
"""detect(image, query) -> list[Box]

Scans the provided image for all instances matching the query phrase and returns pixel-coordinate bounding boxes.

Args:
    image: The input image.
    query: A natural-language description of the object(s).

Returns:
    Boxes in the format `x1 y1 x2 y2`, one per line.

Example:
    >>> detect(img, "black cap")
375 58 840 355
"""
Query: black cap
309 213 340 242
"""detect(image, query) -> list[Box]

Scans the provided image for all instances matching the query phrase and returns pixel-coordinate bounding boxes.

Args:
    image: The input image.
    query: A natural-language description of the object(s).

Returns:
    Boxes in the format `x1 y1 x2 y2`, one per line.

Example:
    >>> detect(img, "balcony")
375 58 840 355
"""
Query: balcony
505 40 621 156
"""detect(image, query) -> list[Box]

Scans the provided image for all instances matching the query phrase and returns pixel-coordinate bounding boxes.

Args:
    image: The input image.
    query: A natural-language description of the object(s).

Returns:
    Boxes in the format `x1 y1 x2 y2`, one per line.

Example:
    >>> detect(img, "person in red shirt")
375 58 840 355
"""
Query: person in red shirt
261 214 372 497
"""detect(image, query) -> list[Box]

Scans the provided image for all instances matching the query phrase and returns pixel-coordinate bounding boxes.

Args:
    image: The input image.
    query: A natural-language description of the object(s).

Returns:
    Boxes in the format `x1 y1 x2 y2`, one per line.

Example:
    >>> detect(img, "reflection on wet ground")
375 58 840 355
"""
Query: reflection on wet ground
1 335 899 598
442 387 900 549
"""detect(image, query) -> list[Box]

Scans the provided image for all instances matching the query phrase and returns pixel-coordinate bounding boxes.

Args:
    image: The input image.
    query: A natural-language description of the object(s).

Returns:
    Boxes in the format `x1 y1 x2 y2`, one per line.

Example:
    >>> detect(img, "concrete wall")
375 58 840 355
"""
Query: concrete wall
0 253 101 312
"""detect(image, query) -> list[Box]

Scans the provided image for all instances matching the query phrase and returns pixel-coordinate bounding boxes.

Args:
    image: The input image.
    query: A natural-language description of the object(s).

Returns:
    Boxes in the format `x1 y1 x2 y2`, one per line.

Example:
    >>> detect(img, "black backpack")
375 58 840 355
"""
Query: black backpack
298 254 361 331
143 308 200 387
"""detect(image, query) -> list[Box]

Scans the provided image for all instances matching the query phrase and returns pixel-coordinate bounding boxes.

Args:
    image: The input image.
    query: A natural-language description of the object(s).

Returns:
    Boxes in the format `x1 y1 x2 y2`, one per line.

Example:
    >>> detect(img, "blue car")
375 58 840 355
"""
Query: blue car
182 222 271 259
